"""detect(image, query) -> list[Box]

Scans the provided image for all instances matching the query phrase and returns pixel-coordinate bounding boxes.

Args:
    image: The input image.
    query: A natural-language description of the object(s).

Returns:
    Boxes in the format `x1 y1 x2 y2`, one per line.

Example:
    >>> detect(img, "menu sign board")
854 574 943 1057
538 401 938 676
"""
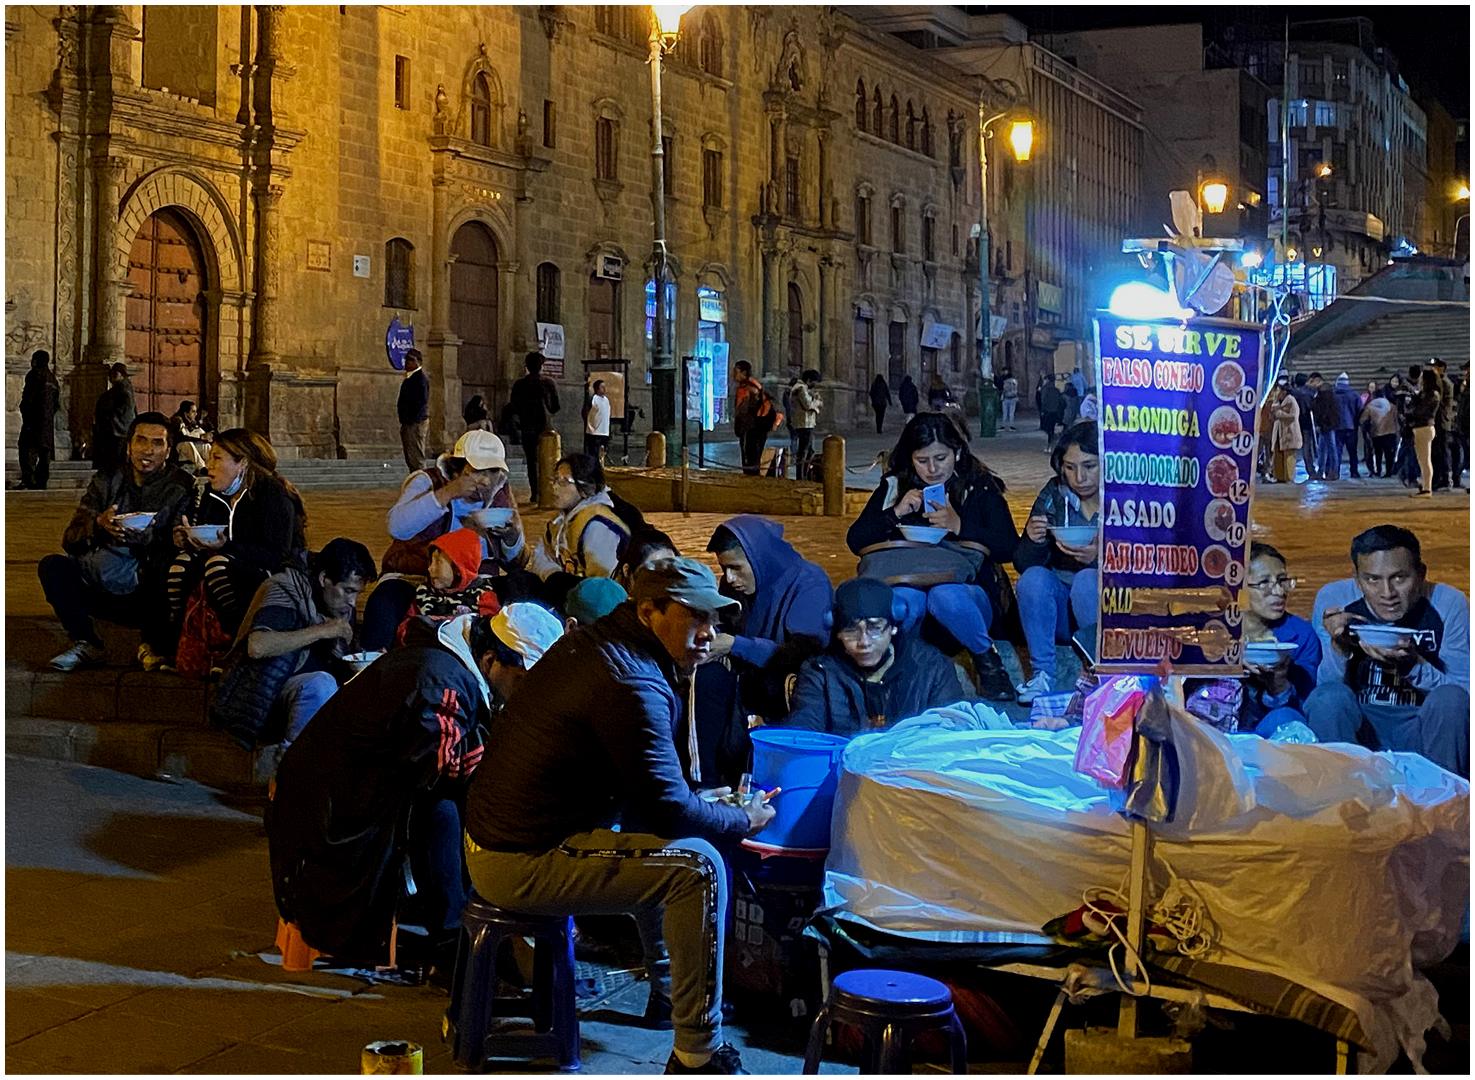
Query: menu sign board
1092 313 1264 674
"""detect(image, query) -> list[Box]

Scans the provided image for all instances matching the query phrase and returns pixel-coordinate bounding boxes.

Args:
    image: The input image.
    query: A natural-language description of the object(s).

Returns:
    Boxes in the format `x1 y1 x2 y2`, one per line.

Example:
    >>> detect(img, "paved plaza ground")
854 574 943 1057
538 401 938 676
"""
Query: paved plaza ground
4 424 1470 1074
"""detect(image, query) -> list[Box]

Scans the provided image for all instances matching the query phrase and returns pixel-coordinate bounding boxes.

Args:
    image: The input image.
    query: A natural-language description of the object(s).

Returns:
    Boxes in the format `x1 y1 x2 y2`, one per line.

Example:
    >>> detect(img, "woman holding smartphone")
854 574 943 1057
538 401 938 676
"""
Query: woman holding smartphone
847 413 1018 700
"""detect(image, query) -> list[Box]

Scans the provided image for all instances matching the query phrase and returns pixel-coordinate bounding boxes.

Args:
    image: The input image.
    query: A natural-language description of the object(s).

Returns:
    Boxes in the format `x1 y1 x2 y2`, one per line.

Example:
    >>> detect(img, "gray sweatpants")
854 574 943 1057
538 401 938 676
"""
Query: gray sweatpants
465 829 727 1057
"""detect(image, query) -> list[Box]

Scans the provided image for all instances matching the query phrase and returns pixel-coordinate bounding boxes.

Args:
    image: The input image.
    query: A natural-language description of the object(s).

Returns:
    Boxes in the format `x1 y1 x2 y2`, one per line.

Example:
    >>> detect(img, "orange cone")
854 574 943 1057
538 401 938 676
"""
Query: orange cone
276 918 324 972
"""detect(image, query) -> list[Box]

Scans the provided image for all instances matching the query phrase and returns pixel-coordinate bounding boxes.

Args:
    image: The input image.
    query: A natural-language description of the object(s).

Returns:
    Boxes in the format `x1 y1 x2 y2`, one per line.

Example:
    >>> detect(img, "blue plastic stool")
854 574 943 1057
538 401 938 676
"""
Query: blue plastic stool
802 968 967 1074
444 893 581 1073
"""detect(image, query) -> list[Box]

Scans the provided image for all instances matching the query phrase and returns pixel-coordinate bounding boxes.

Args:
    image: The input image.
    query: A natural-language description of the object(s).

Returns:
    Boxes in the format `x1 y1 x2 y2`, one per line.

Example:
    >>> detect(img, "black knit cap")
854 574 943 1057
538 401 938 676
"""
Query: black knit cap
833 577 894 629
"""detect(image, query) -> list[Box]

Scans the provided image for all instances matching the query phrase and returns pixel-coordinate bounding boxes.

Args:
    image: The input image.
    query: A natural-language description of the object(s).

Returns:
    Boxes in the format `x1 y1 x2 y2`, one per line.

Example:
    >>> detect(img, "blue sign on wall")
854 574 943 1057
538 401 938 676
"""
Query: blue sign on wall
386 317 415 371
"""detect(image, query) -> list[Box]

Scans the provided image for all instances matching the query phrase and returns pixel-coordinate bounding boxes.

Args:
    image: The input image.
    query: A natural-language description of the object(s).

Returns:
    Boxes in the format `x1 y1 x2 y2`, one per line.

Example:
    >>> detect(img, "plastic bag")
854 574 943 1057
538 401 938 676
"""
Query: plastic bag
1269 720 1318 745
1074 675 1153 789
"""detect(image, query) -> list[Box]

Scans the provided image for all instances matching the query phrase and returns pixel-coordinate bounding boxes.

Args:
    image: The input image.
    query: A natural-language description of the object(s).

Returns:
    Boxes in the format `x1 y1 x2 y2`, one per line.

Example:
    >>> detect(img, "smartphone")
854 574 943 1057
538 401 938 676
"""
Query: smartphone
922 483 947 512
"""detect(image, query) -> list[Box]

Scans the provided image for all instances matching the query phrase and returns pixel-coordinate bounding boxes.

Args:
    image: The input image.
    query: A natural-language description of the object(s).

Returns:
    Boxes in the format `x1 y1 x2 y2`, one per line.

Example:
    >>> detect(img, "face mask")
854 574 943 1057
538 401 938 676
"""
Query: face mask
219 472 244 497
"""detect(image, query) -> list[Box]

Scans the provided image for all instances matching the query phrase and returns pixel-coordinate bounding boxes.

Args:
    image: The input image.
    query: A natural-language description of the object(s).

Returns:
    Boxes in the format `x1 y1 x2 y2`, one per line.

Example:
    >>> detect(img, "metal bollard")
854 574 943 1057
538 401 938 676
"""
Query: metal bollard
645 430 667 469
536 429 561 508
823 435 845 517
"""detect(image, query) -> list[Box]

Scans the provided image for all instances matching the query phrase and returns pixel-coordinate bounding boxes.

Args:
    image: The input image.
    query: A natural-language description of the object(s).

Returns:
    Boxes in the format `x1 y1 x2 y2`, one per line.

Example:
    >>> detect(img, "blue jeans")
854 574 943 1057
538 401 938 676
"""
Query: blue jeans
1016 566 1098 680
892 583 995 653
279 671 339 747
1253 705 1310 738
1315 431 1341 479
1303 682 1470 778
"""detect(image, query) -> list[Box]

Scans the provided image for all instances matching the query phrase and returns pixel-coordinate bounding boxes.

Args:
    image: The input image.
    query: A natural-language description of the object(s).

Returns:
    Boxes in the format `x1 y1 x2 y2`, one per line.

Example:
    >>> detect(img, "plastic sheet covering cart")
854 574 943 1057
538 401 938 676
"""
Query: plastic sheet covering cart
821 708 1469 1071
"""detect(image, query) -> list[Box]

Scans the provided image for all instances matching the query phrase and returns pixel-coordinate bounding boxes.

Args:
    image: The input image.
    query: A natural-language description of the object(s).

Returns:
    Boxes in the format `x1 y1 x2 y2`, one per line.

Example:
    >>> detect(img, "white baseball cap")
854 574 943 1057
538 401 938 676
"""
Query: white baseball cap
454 430 507 471
490 602 564 667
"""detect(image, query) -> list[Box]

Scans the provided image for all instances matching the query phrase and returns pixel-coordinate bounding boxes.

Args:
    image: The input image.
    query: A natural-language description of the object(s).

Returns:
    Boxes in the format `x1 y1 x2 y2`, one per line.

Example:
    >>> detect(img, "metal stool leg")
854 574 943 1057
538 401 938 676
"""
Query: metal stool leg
550 921 581 1073
801 1005 831 1074
875 1020 907 1075
946 1011 968 1075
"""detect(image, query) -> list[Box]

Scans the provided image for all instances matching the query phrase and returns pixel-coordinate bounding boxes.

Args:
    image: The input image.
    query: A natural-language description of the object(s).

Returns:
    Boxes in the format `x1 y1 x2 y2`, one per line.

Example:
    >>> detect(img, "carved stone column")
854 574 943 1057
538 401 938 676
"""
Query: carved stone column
425 172 460 451
759 247 775 378
818 255 834 380
249 184 282 367
88 154 128 369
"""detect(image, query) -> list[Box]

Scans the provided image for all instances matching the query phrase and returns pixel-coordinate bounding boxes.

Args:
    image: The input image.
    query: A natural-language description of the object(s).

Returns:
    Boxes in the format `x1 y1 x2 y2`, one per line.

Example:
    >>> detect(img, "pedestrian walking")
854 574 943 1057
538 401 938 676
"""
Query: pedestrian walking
1038 375 1064 446
1333 374 1361 478
1000 367 1019 430
1308 373 1340 481
1431 358 1457 491
91 362 135 473
508 351 561 496
19 349 59 490
397 349 430 472
868 374 892 434
584 378 611 462
898 374 920 420
731 360 776 475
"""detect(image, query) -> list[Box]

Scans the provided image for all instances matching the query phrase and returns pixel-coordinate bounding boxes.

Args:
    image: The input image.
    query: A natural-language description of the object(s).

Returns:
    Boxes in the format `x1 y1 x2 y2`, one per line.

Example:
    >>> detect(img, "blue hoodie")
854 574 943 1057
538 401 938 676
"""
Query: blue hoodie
1333 375 1360 431
716 515 834 668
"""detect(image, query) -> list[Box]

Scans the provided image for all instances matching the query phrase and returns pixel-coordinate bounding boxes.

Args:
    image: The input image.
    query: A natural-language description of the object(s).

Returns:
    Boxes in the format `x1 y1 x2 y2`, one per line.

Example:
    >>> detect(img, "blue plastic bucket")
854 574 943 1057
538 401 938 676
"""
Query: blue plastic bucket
748 729 849 851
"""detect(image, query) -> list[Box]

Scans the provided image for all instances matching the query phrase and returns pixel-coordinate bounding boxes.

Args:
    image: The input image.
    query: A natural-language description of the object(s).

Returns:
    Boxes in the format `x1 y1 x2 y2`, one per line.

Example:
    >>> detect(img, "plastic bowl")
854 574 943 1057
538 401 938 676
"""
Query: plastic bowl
465 507 514 529
898 525 948 544
1351 624 1416 647
340 651 382 675
1243 640 1296 664
1049 525 1099 547
187 524 228 545
114 511 156 532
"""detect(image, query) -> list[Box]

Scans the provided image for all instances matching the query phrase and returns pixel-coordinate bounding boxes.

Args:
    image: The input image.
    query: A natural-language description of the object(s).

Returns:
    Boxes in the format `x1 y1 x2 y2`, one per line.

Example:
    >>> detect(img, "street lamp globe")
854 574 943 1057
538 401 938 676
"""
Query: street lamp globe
1316 163 1333 179
1457 183 1471 201
1200 181 1229 215
1008 119 1034 162
652 3 692 39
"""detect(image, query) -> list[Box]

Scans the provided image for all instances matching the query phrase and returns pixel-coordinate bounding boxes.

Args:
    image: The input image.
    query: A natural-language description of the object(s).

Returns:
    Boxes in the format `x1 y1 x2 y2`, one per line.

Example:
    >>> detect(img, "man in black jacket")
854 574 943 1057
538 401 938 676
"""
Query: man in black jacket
465 558 774 1075
18 349 59 490
38 411 193 671
508 350 561 497
91 362 136 472
398 348 430 472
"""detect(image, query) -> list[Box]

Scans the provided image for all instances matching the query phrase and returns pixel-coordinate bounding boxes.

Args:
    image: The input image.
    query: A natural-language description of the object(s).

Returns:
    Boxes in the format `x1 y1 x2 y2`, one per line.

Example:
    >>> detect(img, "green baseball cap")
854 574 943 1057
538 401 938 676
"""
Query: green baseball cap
631 556 740 614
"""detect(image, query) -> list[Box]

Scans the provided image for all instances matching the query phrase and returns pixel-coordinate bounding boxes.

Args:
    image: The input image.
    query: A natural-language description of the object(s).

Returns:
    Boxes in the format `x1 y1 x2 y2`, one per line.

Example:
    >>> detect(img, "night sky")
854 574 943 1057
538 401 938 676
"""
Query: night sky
975 7 1470 116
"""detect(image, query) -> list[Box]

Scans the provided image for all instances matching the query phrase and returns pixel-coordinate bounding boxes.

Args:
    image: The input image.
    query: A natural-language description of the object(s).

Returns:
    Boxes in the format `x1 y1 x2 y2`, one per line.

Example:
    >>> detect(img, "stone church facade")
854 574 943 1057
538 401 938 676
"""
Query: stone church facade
6 5 990 459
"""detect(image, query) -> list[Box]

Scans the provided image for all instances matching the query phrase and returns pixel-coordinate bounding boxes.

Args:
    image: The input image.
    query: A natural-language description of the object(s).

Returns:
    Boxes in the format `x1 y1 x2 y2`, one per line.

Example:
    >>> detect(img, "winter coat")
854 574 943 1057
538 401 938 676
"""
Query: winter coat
1309 386 1341 433
189 477 307 575
719 515 833 669
383 458 520 576
869 377 893 411
1363 396 1398 438
267 615 491 965
1408 387 1440 429
1437 373 1457 430
1270 393 1302 452
397 368 429 425
509 372 561 436
62 462 194 579
1333 376 1359 430
528 490 629 579
464 602 752 853
20 368 59 448
791 382 822 430
899 378 920 413
1013 476 1099 576
1290 384 1317 431
781 632 968 737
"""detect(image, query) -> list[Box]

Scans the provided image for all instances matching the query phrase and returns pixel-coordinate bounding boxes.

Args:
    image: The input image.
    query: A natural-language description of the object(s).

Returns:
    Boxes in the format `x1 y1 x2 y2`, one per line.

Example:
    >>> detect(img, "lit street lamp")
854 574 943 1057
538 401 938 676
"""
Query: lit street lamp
976 78 1033 438
647 3 691 464
1453 183 1470 258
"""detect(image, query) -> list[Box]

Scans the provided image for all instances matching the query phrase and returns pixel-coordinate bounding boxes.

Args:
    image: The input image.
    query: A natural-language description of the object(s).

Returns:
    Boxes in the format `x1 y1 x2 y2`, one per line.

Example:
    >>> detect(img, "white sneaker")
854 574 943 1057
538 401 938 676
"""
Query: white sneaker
1016 672 1053 704
51 640 106 672
137 643 168 671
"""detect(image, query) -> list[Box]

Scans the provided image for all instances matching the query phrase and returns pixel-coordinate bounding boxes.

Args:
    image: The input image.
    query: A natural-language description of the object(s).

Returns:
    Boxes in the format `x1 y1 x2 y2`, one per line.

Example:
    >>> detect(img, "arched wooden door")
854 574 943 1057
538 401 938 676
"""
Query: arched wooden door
125 209 207 417
450 222 499 413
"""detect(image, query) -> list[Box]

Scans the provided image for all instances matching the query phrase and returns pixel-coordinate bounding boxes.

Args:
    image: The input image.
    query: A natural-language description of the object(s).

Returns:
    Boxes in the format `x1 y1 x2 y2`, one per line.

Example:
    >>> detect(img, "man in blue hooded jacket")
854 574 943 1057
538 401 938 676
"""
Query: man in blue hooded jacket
1333 373 1362 479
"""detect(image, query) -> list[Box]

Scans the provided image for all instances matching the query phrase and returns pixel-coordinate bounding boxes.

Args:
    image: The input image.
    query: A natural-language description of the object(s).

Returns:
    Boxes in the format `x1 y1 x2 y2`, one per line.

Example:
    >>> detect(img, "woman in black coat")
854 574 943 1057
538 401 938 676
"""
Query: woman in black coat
847 413 1019 700
868 375 893 435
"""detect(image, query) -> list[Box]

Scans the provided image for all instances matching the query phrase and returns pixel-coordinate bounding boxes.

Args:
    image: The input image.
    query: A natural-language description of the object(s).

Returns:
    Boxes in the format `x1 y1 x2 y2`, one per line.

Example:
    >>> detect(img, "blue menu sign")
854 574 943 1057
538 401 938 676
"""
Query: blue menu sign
386 317 415 371
1092 313 1265 674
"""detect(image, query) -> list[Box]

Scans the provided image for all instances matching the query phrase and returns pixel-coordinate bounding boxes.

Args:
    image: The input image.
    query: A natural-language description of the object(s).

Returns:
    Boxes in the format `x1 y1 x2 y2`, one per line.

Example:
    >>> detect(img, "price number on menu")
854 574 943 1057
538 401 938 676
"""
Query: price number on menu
1223 598 1242 627
1225 521 1247 547
1223 559 1245 587
1225 640 1244 665
1231 431 1256 457
1236 386 1258 412
1228 479 1251 505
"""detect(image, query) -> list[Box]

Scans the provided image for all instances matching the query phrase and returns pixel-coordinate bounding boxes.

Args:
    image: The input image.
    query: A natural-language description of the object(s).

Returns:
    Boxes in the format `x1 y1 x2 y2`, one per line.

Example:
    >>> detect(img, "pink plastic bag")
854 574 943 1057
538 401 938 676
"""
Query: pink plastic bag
1073 675 1153 789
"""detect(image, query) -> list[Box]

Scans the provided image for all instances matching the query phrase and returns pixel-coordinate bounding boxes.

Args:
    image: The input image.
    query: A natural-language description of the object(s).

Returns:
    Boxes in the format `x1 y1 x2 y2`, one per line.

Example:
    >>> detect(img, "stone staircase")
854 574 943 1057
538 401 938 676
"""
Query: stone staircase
6 455 532 493
1285 305 1470 387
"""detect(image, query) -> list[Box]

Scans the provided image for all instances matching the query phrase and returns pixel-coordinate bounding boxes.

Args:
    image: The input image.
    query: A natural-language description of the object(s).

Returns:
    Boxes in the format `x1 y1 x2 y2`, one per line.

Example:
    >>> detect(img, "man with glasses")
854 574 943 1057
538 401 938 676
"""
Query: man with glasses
781 577 969 737
1308 525 1469 776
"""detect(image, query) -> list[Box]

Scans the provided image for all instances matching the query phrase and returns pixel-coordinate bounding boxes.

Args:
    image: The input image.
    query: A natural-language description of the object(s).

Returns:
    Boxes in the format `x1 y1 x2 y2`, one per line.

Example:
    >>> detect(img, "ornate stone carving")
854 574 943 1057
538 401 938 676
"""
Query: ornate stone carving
433 84 449 135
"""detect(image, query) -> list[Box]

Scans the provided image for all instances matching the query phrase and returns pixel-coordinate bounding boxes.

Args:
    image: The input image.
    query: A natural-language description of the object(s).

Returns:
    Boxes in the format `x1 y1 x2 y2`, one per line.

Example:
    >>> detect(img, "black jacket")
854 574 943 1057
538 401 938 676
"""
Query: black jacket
189 478 307 574
781 632 968 737
869 377 893 411
62 463 194 578
509 372 561 435
465 603 750 853
267 617 489 963
1310 386 1341 433
397 368 429 425
899 378 920 413
20 368 59 446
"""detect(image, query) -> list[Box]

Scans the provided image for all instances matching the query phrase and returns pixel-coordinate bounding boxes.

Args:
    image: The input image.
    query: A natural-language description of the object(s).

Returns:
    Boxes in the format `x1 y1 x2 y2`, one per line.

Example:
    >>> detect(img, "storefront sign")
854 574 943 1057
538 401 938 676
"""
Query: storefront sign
1037 280 1063 314
1092 313 1264 674
698 287 727 324
385 316 414 371
536 322 565 377
920 321 954 349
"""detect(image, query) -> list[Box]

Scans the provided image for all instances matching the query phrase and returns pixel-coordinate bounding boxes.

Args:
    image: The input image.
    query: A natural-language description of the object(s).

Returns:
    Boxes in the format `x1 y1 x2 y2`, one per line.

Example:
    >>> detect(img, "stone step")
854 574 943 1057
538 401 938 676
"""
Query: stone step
6 458 533 492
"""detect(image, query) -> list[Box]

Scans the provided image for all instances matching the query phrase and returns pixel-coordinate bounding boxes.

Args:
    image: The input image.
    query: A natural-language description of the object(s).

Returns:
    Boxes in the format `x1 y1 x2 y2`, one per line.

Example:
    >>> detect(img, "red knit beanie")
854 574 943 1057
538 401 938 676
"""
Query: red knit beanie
429 528 484 590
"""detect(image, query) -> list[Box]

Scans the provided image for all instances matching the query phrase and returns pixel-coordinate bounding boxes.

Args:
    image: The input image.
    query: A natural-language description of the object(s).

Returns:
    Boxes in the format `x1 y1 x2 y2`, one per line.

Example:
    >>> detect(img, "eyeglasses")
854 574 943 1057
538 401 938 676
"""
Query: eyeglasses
1246 576 1296 594
552 474 576 487
838 618 892 643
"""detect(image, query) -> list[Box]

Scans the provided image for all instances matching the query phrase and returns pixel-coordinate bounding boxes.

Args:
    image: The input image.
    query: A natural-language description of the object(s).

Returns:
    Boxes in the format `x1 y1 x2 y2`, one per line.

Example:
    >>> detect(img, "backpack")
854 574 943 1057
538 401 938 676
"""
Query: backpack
175 582 233 680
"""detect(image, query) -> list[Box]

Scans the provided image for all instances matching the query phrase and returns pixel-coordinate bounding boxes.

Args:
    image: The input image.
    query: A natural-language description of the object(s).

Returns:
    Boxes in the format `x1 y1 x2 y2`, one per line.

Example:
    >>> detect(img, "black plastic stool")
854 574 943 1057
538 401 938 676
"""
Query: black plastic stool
802 968 967 1074
444 893 581 1072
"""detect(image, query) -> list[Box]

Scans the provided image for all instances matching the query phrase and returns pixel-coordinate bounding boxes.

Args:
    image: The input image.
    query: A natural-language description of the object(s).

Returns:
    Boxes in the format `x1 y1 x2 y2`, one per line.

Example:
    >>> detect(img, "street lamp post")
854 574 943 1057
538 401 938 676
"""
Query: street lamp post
647 5 690 465
976 79 1031 439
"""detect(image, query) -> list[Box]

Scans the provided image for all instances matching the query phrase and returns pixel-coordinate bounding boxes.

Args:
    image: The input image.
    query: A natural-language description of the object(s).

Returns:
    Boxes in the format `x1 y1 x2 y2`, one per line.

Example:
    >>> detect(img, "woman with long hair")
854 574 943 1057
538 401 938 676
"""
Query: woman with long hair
846 413 1019 700
1268 383 1302 483
1408 368 1441 497
462 395 493 432
167 428 308 640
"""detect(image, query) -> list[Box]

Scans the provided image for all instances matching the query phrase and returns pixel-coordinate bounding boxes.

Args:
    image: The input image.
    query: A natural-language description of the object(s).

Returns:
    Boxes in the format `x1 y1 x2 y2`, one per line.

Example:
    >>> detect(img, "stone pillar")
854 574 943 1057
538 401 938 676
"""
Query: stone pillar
818 256 834 380
88 155 128 369
536 429 561 508
249 184 283 367
426 174 460 452
817 132 830 229
760 249 775 378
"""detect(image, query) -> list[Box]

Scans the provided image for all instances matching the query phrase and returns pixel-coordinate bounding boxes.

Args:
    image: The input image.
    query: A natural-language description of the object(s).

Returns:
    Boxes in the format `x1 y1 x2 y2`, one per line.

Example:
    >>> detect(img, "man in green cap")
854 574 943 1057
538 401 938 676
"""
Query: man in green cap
464 556 775 1075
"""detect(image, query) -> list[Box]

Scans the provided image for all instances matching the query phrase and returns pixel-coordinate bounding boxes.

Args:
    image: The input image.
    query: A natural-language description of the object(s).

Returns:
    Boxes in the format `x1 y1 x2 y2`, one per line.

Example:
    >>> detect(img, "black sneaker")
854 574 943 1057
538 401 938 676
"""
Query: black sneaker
664 1044 748 1075
972 649 1016 702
